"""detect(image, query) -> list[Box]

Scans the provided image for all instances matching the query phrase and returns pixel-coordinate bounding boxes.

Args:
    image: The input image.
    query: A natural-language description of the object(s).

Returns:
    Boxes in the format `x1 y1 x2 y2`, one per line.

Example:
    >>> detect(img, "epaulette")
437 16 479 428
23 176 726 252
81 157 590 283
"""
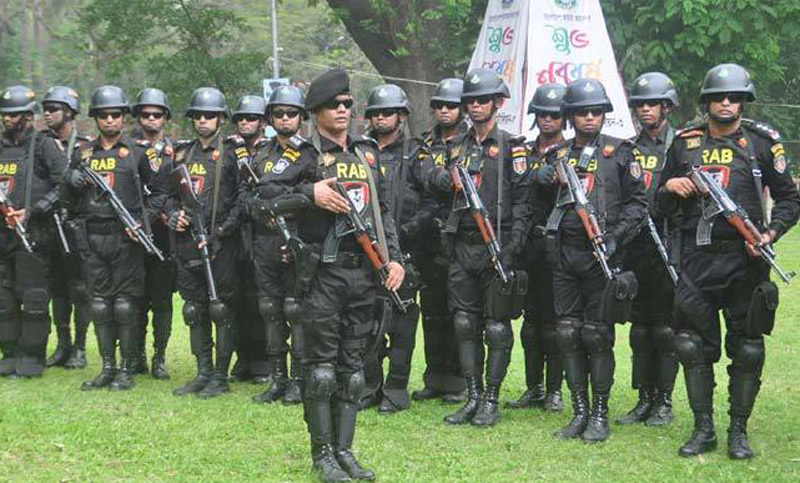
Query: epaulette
287 134 308 150
135 139 150 147
742 119 782 142
225 134 246 146
174 139 192 149
677 122 706 138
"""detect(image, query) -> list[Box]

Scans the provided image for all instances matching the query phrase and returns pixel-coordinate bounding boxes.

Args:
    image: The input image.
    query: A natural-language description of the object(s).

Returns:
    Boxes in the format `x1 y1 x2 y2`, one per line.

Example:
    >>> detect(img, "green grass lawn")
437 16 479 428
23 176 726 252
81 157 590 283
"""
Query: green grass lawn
2 232 800 482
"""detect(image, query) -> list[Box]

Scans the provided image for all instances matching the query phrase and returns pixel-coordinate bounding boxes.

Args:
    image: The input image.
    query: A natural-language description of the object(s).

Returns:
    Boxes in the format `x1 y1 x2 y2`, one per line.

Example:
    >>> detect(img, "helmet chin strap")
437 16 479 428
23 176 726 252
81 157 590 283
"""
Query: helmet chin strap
705 102 743 125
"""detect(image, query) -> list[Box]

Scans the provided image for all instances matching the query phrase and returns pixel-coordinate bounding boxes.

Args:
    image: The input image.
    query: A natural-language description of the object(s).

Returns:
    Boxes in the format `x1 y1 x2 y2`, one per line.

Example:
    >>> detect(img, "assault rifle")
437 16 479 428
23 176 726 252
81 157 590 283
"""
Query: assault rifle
81 164 164 261
0 186 35 253
689 166 795 284
646 216 679 285
450 164 510 284
554 159 617 280
334 182 412 313
171 163 218 300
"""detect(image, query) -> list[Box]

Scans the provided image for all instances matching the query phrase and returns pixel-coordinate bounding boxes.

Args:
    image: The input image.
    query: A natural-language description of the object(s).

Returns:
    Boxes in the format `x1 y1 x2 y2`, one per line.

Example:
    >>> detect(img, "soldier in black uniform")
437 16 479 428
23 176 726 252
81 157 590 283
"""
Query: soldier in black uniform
615 72 680 427
163 87 241 399
249 86 308 405
535 78 647 442
411 78 467 404
229 95 271 385
63 86 153 390
359 83 426 414
41 85 92 370
256 68 404 482
658 64 799 459
507 83 565 412
131 88 176 380
427 68 532 427
0 86 67 378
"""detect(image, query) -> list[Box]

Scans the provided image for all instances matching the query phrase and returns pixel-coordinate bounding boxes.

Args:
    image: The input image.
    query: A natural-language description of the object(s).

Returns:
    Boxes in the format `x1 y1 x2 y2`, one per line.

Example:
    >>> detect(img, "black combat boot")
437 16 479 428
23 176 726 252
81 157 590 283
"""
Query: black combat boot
283 357 303 405
582 393 610 442
471 384 502 427
544 350 565 412
444 376 481 425
679 365 717 457
65 305 89 369
198 357 231 399
554 391 590 439
81 324 117 390
333 399 374 480
544 390 563 412
0 340 18 376
151 350 170 380
505 384 546 409
615 388 653 425
645 389 674 426
45 325 72 368
728 416 754 460
411 387 439 401
150 297 172 380
109 358 136 391
646 347 678 426
253 356 287 403
173 355 212 396
313 444 351 483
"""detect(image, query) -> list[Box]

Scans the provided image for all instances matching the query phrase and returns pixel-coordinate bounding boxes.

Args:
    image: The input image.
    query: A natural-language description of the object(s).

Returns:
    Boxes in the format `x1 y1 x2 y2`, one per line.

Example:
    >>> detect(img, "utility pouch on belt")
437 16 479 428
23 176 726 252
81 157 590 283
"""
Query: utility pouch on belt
600 270 638 324
297 245 321 295
66 219 89 255
486 270 528 320
747 280 779 336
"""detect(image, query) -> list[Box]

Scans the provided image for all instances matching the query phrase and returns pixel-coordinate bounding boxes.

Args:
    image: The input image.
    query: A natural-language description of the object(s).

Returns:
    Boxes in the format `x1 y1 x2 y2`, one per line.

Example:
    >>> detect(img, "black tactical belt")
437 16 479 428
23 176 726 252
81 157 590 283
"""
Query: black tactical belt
697 238 744 254
329 251 366 269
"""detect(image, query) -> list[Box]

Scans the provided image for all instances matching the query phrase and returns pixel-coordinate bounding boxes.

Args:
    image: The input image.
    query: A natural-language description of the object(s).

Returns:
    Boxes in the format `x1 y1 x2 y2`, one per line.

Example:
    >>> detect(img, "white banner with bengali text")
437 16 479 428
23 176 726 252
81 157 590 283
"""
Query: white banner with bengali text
468 0 530 134
523 0 635 139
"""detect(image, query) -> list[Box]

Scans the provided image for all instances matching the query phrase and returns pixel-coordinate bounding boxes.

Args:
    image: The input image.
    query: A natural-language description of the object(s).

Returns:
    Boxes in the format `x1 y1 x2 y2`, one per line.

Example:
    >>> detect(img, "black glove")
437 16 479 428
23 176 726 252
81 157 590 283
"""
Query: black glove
66 169 87 190
247 197 271 223
604 235 618 259
215 219 237 239
167 210 189 231
433 169 453 191
501 240 517 269
536 164 555 185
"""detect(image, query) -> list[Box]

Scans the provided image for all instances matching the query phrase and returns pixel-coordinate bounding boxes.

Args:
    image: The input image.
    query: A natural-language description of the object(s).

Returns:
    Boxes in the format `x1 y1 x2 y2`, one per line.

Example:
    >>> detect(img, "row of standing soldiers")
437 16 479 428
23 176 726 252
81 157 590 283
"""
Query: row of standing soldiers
0 61 797 482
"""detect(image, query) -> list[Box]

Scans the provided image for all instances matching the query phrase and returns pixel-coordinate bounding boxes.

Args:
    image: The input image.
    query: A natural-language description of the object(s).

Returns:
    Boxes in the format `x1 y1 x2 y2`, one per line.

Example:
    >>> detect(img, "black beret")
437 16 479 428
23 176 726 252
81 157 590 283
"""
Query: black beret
306 68 350 111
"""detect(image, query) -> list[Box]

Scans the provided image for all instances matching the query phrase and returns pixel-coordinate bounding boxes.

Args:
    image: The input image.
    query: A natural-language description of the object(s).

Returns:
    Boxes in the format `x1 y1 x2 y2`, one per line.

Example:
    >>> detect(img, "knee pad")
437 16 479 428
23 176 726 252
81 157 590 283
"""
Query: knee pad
674 331 704 368
305 363 337 400
22 288 48 317
581 323 614 354
736 338 765 373
556 319 582 353
337 370 365 403
629 324 652 353
283 297 302 322
453 311 478 341
113 297 138 327
485 319 513 349
258 297 283 323
541 323 560 354
90 297 113 325
652 325 675 353
209 300 234 328
182 301 207 327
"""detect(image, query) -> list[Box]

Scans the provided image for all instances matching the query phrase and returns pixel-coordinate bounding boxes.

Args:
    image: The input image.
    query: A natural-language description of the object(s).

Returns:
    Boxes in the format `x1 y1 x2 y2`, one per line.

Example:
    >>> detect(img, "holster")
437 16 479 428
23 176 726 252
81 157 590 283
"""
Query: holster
599 270 638 324
746 280 779 336
297 244 321 296
66 219 90 256
485 270 528 320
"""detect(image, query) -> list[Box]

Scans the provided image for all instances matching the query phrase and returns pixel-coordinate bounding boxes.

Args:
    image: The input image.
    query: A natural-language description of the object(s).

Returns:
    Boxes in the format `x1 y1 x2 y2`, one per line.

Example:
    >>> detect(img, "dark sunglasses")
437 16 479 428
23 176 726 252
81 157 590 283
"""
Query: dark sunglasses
139 111 165 120
463 96 495 106
43 105 63 113
192 112 219 121
236 114 263 123
320 98 354 110
574 108 604 117
431 101 460 111
707 93 746 104
537 111 562 120
97 111 124 120
369 108 399 118
271 109 301 119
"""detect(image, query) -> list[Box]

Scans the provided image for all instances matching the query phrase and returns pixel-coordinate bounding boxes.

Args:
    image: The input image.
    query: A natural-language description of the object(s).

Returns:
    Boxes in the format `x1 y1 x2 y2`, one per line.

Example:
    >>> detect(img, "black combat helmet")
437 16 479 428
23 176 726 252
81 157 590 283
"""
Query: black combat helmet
0 85 37 114
132 88 171 119
365 84 410 116
42 86 80 114
528 83 565 114
232 95 267 119
461 68 510 100
88 85 130 116
430 78 463 106
267 85 307 119
699 63 755 102
628 72 679 107
185 87 228 117
562 78 613 113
